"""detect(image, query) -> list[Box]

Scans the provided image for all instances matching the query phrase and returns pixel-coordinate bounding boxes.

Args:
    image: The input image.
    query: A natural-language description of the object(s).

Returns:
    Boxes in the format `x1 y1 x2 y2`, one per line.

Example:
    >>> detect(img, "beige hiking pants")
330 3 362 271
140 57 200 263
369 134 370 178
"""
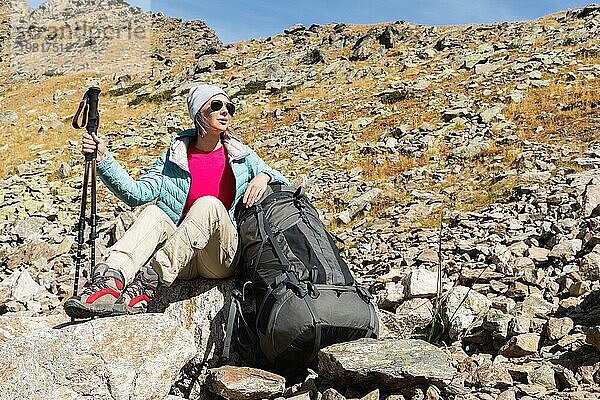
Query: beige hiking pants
105 196 239 286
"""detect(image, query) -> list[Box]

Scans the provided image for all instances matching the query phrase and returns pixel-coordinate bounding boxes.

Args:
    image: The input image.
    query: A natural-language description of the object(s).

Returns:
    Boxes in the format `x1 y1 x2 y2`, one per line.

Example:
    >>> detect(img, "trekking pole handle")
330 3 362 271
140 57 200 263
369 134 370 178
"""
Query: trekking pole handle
72 86 102 161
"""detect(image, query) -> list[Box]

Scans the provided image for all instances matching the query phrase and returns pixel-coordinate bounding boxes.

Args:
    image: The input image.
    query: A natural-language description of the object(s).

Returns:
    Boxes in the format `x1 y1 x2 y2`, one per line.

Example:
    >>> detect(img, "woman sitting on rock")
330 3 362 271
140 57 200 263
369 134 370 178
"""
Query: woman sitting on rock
64 84 289 318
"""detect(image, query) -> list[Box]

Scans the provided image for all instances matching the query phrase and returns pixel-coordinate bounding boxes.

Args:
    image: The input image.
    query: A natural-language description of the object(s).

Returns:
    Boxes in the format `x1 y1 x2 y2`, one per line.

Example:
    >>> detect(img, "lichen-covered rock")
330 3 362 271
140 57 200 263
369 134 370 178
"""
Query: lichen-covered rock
318 338 456 390
152 278 234 365
0 311 69 343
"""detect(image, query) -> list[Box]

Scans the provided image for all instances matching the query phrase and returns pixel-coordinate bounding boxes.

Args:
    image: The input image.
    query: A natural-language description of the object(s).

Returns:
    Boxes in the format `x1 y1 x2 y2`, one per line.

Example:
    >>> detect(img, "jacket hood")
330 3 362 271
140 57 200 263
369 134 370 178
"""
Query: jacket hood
169 129 250 172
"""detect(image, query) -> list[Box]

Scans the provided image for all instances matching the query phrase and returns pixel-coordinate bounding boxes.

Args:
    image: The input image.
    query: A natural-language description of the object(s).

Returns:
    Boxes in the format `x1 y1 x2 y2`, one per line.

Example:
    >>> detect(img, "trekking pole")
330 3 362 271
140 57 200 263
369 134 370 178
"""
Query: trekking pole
71 87 101 307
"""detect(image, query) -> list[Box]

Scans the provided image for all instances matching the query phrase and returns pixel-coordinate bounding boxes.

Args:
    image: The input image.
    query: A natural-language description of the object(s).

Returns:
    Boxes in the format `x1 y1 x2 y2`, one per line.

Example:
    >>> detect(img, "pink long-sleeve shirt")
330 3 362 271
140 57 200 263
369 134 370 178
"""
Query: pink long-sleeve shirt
183 144 236 215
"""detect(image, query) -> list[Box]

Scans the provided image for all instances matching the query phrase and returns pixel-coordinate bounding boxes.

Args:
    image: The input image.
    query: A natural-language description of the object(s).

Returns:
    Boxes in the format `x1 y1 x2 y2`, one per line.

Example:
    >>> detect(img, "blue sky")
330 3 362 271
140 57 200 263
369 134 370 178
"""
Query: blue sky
26 0 593 43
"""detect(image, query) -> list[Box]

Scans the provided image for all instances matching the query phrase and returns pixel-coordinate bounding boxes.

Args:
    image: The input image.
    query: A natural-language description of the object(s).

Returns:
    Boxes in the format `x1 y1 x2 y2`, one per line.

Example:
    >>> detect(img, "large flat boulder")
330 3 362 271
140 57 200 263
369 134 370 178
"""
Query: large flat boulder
318 338 456 391
0 314 196 400
0 278 235 399
151 278 235 365
0 311 69 343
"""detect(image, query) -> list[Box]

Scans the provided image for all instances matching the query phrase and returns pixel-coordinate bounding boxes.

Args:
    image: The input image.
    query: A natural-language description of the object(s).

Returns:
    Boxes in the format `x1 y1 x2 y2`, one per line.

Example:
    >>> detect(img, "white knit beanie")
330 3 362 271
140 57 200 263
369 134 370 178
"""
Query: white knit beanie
186 84 229 122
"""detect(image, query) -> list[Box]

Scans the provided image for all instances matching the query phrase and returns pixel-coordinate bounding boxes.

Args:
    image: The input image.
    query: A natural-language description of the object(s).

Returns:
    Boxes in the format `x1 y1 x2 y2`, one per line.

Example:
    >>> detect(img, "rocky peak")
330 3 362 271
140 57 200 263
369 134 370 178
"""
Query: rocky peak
6 0 221 78
30 0 136 19
8 0 32 13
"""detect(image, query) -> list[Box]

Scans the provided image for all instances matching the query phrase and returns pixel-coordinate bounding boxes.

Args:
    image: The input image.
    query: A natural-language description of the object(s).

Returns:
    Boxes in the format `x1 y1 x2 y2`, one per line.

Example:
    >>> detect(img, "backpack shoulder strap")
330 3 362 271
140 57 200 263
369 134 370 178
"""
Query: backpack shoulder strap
222 286 261 362
222 289 242 361
256 204 290 269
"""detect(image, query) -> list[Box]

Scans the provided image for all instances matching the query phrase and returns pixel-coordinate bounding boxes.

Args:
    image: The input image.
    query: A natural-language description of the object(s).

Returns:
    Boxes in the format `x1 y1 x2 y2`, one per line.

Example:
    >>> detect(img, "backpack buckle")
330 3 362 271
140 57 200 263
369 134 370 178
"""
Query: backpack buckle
309 268 319 284
293 186 305 198
284 271 307 298
307 282 320 299
356 286 374 302
241 281 253 301
232 288 244 300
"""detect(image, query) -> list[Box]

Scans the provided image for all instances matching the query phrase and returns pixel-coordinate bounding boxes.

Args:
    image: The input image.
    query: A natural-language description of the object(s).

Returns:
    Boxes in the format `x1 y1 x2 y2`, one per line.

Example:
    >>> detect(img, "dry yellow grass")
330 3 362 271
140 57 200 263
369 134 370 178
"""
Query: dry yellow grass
357 105 438 143
498 39 600 145
358 153 427 180
0 71 176 178
0 11 207 178
0 72 94 177
505 75 600 145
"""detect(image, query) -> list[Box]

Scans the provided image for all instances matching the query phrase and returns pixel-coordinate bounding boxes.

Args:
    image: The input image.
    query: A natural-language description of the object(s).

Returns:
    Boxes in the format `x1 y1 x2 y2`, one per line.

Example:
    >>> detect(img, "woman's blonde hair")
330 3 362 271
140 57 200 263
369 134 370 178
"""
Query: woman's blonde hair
194 109 240 140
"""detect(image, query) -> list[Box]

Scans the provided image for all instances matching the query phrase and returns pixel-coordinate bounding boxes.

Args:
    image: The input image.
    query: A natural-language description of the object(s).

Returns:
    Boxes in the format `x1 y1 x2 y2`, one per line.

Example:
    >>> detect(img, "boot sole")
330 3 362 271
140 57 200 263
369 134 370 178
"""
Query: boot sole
111 303 146 316
63 298 115 319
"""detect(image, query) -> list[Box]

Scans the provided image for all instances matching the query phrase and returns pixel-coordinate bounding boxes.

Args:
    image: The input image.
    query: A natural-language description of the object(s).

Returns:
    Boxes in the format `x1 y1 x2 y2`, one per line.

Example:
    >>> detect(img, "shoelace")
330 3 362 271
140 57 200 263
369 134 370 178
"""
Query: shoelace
82 275 116 295
123 274 156 298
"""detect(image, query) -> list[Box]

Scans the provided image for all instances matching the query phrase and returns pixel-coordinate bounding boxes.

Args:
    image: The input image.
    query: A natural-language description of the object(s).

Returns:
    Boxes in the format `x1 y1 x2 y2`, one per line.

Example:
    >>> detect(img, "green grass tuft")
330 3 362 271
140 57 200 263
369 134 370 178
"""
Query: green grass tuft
128 89 175 106
108 83 146 97
232 81 267 98
381 90 411 104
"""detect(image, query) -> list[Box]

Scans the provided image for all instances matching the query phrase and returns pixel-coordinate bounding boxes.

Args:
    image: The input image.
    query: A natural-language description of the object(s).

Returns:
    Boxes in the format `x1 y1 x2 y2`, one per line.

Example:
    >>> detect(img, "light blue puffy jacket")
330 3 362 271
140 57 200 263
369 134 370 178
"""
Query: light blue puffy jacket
96 129 289 225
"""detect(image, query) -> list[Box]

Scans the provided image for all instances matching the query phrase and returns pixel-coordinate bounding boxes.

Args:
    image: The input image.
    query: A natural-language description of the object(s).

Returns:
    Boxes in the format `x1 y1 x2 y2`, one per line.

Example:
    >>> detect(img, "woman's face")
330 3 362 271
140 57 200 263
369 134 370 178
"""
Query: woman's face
198 94 232 135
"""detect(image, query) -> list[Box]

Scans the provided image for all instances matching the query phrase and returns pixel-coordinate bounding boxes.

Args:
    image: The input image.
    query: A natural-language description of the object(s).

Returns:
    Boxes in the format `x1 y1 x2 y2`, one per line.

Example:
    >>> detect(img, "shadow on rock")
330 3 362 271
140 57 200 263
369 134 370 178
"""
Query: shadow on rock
149 277 235 364
552 343 600 372
149 277 239 396
148 277 232 313
569 289 600 327
53 318 92 330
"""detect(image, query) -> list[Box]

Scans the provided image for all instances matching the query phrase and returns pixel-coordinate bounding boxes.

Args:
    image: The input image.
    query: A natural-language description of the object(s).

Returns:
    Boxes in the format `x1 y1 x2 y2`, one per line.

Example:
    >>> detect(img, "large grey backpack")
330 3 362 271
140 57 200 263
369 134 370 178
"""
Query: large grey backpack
223 185 378 373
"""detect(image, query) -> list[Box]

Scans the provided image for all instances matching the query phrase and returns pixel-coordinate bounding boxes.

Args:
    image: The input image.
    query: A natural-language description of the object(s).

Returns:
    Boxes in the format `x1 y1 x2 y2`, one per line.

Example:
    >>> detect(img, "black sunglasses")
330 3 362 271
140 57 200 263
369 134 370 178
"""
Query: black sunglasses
210 99 236 116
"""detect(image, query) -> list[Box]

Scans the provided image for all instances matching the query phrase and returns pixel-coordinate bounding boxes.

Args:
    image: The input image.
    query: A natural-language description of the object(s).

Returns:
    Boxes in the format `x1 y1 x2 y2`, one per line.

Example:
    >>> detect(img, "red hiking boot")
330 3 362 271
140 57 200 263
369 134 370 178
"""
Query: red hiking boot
64 263 124 319
112 265 158 315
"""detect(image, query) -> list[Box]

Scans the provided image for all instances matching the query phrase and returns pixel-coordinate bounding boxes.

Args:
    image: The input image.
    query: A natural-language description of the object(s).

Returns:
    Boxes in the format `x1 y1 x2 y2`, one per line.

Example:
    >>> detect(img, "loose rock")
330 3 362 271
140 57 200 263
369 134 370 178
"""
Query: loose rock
318 338 457 390
206 366 286 400
499 333 540 357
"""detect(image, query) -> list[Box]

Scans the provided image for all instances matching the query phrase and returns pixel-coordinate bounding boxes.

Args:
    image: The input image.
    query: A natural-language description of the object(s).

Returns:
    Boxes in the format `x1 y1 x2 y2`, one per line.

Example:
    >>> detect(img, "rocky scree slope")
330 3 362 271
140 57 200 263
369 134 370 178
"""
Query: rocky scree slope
0 2 600 400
